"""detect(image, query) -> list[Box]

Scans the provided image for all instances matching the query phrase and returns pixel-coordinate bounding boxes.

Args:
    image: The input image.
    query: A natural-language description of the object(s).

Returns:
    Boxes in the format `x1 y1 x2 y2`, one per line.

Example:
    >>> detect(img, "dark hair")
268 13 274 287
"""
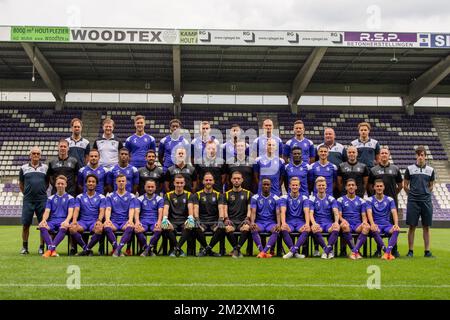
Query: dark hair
85 174 98 184
374 179 384 186
415 145 427 156
174 174 185 181
346 178 356 185
146 150 156 157
291 146 302 153
170 119 182 127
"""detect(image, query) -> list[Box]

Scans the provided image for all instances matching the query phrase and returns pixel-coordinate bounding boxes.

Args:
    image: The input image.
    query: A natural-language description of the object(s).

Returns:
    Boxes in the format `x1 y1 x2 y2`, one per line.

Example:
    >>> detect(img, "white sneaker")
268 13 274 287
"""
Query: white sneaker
313 250 321 257
283 251 294 259
327 251 335 259
294 253 306 259
321 252 328 259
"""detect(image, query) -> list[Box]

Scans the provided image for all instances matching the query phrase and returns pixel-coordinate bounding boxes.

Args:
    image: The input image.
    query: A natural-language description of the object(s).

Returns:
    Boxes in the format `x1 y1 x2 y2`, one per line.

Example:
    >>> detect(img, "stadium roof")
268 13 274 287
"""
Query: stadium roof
1 26 450 113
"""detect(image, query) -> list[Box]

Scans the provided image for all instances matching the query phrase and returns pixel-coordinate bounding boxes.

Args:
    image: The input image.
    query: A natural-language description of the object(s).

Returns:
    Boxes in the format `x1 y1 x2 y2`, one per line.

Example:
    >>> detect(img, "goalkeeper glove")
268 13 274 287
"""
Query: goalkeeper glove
184 216 196 229
161 216 170 229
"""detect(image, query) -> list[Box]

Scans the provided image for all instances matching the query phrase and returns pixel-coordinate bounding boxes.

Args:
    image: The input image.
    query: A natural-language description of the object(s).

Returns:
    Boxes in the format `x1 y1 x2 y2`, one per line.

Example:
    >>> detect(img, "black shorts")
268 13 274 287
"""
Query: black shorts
21 200 46 225
406 200 433 227
198 222 219 233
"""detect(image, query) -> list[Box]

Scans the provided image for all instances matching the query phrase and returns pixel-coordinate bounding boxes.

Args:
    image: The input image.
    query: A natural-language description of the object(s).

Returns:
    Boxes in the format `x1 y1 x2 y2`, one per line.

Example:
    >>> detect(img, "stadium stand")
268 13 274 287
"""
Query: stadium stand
0 104 449 222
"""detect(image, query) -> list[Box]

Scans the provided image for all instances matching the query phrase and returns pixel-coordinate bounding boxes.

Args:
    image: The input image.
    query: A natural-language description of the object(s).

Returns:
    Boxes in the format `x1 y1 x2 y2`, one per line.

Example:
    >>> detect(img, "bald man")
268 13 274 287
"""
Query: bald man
251 119 283 159
316 127 346 166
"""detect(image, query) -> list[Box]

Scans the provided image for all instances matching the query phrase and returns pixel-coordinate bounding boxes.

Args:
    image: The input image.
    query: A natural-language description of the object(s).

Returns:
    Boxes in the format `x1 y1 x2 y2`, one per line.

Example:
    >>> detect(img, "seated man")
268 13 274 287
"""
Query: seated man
135 179 164 257
280 177 311 259
366 179 401 260
70 174 106 256
39 175 75 258
103 174 139 257
193 172 225 257
337 179 370 260
309 177 340 259
222 171 252 258
161 174 196 257
250 178 281 258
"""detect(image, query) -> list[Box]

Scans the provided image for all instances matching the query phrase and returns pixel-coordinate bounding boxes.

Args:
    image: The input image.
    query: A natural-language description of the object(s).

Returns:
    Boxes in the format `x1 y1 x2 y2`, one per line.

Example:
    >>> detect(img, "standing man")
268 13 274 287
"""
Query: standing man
337 179 370 260
93 118 123 170
222 124 249 164
124 115 156 169
251 119 283 159
279 177 311 259
250 179 281 259
165 147 197 193
337 146 369 198
195 141 226 192
368 146 403 257
284 120 315 164
39 175 75 258
158 119 190 173
404 146 435 258
103 174 139 257
224 140 255 192
66 118 90 166
316 127 346 166
47 139 80 197
77 149 108 195
308 145 338 197
351 122 380 169
106 148 139 194
254 138 285 197
19 146 49 255
191 121 220 164
222 171 252 258
284 147 309 196
138 150 164 195
161 174 196 257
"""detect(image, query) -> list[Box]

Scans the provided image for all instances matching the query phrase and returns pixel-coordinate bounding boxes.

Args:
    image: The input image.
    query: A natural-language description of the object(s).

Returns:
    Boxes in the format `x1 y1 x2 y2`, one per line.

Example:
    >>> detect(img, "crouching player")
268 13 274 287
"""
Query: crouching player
280 177 311 259
222 171 252 258
161 174 196 257
193 173 225 257
366 179 400 260
338 179 370 260
136 179 164 257
309 177 340 259
39 175 75 258
250 178 281 258
70 174 106 256
104 174 139 257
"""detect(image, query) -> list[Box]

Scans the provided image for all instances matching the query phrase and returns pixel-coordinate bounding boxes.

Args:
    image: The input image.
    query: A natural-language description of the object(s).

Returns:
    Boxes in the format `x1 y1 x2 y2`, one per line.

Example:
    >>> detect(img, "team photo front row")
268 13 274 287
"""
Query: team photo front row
38 171 403 260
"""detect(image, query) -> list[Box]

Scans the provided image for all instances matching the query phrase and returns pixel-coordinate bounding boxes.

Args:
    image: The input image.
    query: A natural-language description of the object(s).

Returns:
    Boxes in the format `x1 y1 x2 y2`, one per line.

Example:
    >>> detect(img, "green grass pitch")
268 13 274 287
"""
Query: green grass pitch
0 226 449 300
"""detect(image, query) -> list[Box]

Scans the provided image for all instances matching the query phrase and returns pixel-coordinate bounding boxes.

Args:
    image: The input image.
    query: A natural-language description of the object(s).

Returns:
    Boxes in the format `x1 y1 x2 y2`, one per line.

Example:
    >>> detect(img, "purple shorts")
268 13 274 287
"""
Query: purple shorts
377 224 394 234
47 219 65 233
318 222 334 233
78 220 97 232
255 221 277 233
140 220 157 232
349 222 363 233
110 219 128 231
286 220 305 232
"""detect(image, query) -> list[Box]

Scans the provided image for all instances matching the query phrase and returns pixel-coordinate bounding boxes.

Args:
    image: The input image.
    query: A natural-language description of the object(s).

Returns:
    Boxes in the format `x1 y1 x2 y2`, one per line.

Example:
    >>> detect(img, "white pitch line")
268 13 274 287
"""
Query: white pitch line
0 283 449 289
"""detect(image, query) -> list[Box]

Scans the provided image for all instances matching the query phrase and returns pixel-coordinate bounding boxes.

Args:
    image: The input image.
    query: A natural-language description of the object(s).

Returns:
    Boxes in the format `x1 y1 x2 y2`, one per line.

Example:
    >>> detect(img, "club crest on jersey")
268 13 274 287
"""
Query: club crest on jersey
240 195 244 200
84 198 88 203
144 200 148 206
182 199 186 203
212 197 216 202
230 194 235 201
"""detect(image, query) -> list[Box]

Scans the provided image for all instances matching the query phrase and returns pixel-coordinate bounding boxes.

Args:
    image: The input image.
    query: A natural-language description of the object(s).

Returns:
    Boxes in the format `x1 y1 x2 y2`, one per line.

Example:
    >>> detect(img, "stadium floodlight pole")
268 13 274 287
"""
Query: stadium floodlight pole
21 42 66 110
172 45 182 117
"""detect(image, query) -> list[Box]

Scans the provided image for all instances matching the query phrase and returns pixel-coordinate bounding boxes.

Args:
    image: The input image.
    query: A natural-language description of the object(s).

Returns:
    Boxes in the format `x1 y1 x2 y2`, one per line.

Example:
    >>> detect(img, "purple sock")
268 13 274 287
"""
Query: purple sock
386 231 399 254
251 231 264 251
40 228 53 247
263 232 279 253
342 232 355 250
136 232 147 249
281 231 294 249
353 233 368 253
149 231 161 247
324 231 339 254
71 232 86 249
52 228 67 248
120 227 134 246
292 232 308 253
371 232 386 252
86 233 102 250
313 232 327 249
104 227 117 249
